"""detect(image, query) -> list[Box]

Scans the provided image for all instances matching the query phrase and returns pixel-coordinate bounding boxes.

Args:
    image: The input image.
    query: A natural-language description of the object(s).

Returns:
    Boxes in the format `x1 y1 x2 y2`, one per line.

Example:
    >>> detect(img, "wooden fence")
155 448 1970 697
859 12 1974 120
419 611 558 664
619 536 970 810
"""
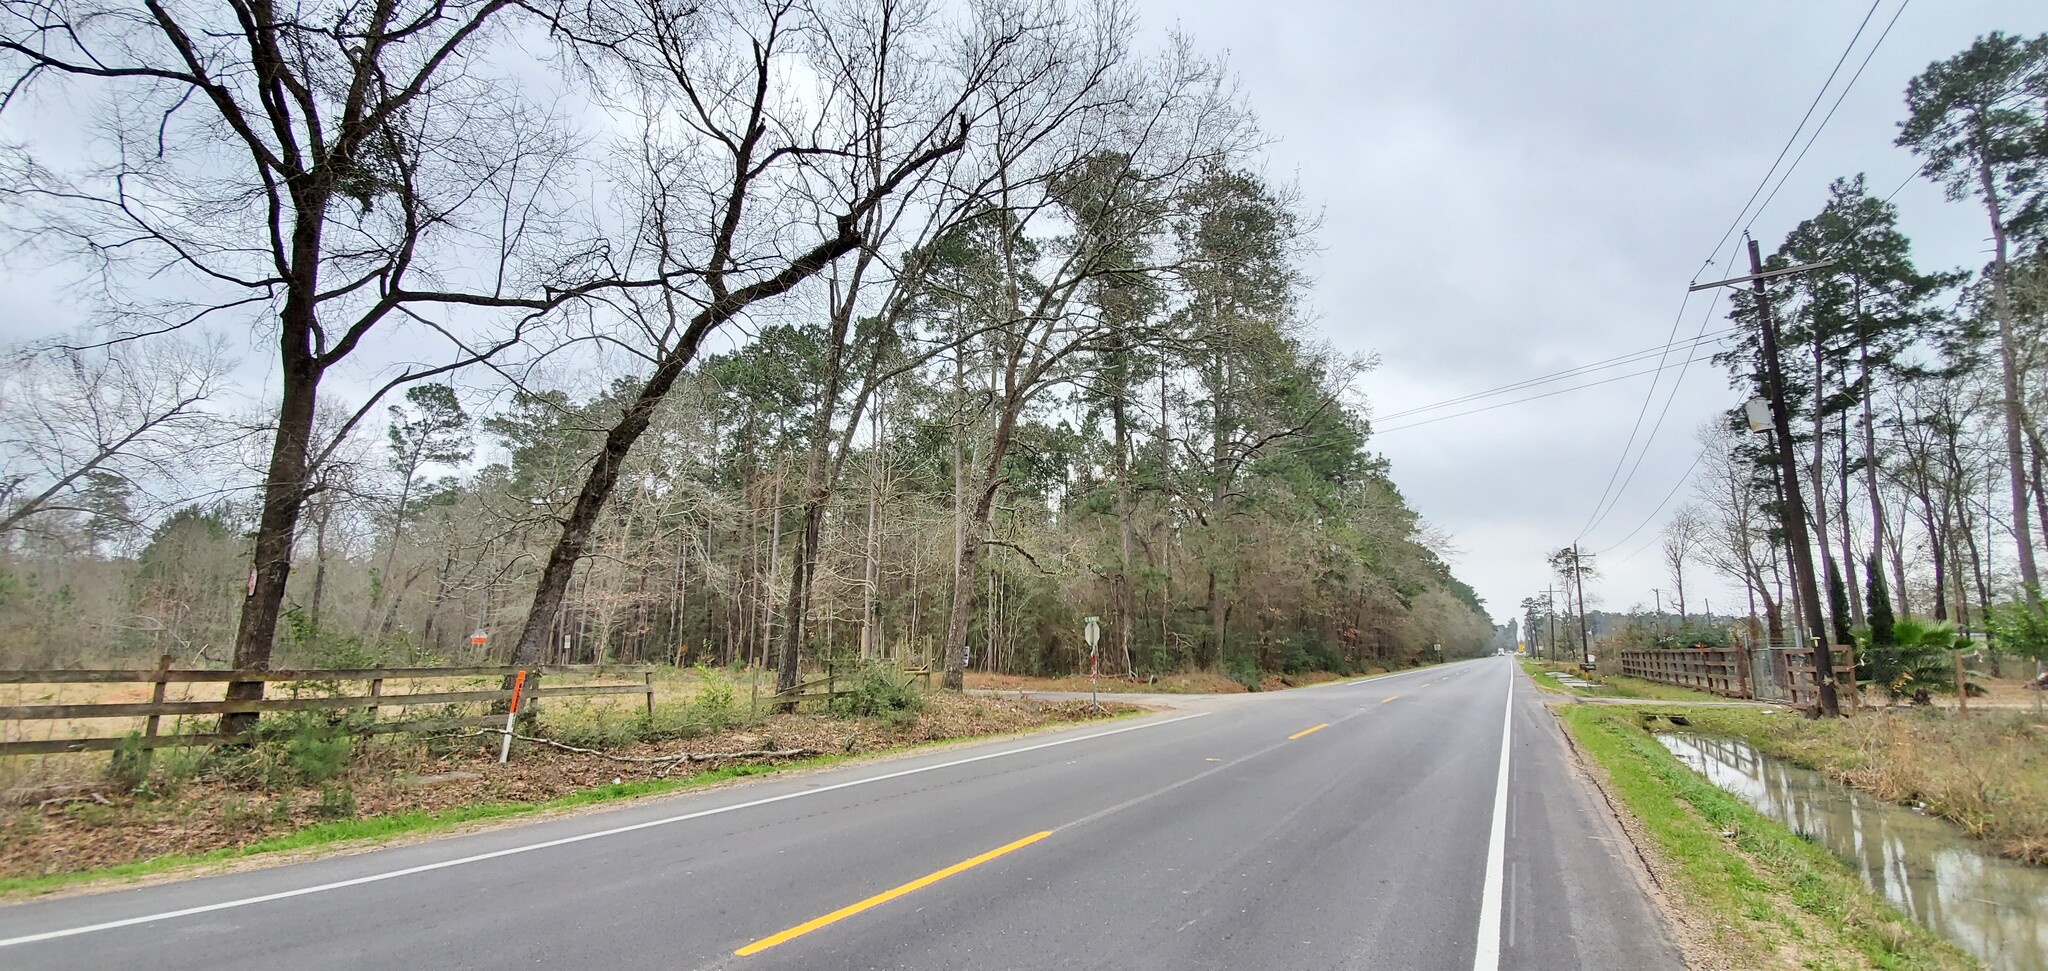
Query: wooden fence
1619 648 1750 698
0 660 656 756
1783 646 1858 715
768 658 933 704
1617 645 1858 712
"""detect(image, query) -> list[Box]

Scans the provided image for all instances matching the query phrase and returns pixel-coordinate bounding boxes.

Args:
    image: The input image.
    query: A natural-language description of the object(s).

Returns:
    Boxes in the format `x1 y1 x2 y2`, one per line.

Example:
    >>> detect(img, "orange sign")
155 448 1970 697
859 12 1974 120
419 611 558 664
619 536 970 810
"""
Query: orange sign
508 670 528 713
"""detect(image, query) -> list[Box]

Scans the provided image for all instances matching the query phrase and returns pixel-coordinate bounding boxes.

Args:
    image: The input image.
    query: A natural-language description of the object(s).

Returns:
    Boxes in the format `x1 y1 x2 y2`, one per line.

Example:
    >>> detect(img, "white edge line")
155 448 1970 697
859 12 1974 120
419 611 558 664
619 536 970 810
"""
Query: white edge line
0 711 1211 949
1472 663 1514 971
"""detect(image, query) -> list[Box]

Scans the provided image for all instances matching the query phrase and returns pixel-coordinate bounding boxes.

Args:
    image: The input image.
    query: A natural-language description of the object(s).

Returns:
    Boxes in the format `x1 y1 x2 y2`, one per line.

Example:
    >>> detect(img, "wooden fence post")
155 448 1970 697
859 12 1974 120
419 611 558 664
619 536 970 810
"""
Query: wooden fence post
1956 651 1969 720
1842 647 1857 717
644 669 656 721
367 669 384 721
143 654 172 744
520 669 543 729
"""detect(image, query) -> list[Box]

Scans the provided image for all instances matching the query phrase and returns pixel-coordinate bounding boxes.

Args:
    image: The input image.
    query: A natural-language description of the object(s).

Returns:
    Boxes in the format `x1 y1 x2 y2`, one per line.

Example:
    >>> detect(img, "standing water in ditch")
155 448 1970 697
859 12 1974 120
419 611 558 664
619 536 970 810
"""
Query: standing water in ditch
1658 733 2048 971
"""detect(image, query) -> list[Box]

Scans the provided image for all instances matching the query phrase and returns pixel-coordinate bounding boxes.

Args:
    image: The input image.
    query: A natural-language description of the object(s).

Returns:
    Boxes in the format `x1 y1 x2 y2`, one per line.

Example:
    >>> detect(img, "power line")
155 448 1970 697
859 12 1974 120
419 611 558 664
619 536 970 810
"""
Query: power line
1571 289 1698 541
1707 0 1885 262
1747 0 1912 234
1371 328 1735 424
1594 448 1708 558
1373 351 1726 435
1576 0 1900 548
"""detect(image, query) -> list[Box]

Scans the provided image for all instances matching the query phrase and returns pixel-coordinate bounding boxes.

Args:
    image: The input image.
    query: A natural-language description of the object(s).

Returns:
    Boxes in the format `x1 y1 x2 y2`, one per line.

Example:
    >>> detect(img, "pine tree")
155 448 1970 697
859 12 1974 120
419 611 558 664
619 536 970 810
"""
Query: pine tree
1865 552 1896 648
1826 558 1854 647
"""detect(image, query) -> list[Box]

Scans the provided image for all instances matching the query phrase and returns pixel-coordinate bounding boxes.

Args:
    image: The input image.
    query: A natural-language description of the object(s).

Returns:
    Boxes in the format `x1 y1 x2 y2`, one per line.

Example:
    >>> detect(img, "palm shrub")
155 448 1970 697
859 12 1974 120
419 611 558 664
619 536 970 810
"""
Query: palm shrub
1859 618 1959 703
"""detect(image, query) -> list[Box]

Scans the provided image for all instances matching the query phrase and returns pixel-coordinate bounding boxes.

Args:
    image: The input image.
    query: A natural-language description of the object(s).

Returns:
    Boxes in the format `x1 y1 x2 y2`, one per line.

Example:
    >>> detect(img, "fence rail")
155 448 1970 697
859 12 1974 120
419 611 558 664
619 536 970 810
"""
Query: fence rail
1618 648 1749 698
0 660 656 756
1617 645 1858 713
767 659 933 704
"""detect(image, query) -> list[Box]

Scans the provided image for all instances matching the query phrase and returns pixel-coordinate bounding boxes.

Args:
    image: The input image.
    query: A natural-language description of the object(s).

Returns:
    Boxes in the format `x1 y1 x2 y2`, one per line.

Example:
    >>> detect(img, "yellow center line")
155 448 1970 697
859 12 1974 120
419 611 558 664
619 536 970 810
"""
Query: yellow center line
1288 723 1329 740
1381 695 1398 704
734 831 1051 956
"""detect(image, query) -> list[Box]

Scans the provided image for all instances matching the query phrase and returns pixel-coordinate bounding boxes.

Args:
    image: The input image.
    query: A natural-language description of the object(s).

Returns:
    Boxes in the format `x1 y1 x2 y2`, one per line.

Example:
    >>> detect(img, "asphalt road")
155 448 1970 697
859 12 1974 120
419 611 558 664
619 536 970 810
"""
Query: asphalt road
0 657 1680 970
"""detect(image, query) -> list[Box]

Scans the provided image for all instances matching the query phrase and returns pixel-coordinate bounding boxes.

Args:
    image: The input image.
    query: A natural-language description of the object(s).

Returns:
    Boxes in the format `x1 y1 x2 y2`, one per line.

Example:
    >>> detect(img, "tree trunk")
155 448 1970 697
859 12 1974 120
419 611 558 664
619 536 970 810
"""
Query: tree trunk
1112 389 1136 676
1861 343 1908 617
1838 409 1864 626
223 303 321 734
941 406 1018 690
308 501 331 624
1977 155 2041 599
508 232 865 671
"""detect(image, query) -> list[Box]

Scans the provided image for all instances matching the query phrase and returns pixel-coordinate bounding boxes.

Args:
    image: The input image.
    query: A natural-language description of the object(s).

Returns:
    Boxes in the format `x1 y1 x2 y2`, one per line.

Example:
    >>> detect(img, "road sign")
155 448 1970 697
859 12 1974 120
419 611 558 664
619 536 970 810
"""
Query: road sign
1083 616 1102 712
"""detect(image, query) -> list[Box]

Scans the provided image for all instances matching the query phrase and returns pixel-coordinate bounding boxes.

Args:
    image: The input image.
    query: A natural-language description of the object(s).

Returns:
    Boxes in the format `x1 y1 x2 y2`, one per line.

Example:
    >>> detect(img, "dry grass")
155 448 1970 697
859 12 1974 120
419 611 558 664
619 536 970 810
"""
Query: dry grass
0 665 783 791
0 691 1141 885
1669 706 2048 865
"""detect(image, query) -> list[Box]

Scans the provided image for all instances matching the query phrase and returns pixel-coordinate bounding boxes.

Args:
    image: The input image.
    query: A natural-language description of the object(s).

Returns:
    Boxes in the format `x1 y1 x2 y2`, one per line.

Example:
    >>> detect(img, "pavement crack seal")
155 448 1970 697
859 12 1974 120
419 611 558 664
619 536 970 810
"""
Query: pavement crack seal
734 831 1052 957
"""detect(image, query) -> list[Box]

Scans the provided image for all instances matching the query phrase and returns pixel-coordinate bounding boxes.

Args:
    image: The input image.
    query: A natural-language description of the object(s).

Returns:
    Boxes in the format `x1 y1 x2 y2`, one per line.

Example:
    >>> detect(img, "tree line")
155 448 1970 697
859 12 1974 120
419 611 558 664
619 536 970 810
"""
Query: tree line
1617 32 2048 688
0 0 1492 702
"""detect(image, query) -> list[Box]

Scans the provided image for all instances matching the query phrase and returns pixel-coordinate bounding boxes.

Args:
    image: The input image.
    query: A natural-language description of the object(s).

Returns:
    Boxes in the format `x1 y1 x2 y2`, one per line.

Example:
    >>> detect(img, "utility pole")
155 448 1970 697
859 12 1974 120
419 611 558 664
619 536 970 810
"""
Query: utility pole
1691 240 1838 716
1573 544 1591 668
1545 586 1558 662
1652 588 1664 635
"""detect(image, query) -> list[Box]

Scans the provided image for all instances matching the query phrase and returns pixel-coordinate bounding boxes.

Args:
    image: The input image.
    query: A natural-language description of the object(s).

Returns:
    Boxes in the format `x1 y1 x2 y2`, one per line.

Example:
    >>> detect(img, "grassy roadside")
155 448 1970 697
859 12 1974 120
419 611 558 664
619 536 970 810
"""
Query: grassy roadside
1639 705 2048 865
1559 704 1974 970
1517 657 1743 704
1518 658 1578 695
0 760 794 899
1 696 1146 900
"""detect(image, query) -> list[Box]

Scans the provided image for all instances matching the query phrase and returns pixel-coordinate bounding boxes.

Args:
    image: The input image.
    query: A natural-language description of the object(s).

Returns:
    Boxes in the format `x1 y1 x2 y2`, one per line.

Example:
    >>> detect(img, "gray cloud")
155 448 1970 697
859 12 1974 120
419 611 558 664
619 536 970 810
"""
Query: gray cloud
1132 0 2042 622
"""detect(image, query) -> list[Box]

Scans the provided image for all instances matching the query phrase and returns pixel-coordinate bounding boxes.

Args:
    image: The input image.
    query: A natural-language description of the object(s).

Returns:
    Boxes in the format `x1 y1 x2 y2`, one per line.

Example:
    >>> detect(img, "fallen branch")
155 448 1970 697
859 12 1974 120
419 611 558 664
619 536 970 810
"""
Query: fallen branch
444 728 819 770
37 792 113 810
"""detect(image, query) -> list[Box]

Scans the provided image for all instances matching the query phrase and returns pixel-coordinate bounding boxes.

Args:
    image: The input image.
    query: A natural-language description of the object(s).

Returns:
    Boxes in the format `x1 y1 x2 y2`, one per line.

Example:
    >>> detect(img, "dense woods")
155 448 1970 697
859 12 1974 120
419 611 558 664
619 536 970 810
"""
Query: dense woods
0 0 1491 691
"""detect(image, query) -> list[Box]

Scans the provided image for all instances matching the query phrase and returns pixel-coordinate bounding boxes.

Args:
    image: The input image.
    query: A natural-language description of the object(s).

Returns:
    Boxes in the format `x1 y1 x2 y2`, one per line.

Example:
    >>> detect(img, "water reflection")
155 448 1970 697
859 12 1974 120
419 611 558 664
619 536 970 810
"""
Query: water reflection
1659 733 2048 971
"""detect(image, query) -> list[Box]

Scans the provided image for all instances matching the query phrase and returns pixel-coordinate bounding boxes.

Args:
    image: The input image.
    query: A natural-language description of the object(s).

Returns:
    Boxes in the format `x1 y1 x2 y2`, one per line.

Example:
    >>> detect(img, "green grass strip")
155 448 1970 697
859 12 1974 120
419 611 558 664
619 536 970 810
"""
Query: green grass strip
1559 705 1972 970
0 760 821 899
1518 658 1579 695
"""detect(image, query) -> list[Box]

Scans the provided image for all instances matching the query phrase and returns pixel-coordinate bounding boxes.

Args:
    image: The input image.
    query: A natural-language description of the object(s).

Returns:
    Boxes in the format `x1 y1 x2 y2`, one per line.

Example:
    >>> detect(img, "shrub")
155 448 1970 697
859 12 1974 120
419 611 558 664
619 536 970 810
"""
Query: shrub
684 667 741 733
210 711 362 786
1858 618 1959 702
1223 654 1260 691
105 732 151 791
313 784 356 820
830 666 923 720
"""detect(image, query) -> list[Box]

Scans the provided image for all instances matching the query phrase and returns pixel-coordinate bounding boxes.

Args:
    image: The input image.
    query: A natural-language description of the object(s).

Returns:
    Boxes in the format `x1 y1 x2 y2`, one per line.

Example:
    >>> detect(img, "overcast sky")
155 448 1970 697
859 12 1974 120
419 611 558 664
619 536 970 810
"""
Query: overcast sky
5 0 2044 629
1126 0 2045 625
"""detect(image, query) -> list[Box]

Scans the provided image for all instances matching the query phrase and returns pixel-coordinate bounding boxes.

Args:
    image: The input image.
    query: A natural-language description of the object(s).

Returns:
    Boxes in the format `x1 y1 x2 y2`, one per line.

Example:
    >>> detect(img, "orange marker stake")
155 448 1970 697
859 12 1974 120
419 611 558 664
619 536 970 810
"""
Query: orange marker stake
499 670 528 764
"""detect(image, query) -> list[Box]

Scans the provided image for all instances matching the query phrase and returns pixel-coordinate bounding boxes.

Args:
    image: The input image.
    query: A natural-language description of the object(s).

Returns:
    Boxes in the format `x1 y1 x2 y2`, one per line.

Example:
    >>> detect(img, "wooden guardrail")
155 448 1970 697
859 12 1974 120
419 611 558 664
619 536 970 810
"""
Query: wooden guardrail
1618 648 1750 698
0 659 657 755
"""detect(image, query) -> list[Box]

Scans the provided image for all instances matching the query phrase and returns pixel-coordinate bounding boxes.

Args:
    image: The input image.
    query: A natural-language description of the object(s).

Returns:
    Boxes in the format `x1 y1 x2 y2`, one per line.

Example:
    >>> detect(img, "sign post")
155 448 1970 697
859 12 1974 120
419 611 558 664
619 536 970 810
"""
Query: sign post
498 670 527 764
1084 616 1101 713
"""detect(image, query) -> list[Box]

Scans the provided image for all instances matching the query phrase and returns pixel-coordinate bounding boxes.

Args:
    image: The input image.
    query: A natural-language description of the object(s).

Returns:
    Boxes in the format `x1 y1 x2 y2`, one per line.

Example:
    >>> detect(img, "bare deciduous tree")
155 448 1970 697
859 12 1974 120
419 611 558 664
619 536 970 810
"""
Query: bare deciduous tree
3 0 623 726
0 337 231 535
